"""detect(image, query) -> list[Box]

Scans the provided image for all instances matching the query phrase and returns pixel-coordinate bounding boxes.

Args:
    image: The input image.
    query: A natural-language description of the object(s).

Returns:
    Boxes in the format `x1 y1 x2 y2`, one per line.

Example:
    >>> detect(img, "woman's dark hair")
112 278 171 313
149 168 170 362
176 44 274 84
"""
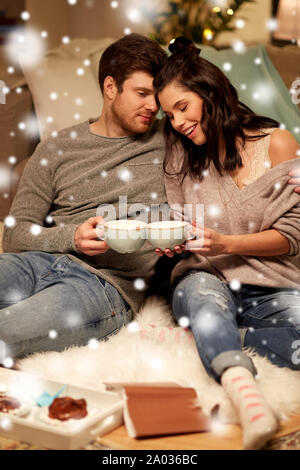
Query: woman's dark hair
99 34 167 94
153 37 279 181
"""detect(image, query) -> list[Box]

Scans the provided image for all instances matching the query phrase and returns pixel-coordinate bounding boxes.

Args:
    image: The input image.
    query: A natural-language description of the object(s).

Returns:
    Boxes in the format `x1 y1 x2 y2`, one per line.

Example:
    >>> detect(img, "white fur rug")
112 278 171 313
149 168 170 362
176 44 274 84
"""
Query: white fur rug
17 297 300 425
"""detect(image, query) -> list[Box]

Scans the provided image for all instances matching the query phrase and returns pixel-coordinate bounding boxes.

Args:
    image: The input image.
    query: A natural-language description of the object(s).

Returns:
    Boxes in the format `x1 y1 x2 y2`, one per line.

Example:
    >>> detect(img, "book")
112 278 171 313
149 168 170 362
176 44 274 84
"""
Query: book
104 382 211 438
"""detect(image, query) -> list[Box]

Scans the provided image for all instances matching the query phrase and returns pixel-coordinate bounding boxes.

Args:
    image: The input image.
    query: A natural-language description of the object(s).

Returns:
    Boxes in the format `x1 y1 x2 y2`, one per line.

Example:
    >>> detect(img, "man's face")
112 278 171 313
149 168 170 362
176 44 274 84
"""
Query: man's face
111 71 159 135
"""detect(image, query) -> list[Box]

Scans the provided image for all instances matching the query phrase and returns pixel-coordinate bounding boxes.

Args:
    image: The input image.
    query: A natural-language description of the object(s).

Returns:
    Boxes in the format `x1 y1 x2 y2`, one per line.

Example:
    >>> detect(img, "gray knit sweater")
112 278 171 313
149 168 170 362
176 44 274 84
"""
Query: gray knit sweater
3 119 166 313
164 136 300 288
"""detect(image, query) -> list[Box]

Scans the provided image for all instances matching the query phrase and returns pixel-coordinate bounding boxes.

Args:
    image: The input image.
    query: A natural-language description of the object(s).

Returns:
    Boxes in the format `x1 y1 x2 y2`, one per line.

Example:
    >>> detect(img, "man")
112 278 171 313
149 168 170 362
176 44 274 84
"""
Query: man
0 34 168 362
1 33 299 364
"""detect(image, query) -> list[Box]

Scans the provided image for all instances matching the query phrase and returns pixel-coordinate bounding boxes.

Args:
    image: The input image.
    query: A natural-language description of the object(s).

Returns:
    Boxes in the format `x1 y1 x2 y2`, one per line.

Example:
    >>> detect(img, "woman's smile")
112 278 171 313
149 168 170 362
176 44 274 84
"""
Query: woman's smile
183 123 198 138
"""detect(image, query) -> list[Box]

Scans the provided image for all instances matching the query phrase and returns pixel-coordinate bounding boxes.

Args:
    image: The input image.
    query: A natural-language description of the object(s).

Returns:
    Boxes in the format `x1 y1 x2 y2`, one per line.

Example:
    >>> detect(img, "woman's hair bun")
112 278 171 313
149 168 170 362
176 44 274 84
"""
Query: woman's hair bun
168 36 201 59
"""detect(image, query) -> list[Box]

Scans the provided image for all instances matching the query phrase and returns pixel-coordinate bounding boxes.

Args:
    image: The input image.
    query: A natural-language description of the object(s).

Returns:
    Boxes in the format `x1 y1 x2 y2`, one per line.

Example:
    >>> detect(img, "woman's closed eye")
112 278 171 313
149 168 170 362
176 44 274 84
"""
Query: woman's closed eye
164 105 187 119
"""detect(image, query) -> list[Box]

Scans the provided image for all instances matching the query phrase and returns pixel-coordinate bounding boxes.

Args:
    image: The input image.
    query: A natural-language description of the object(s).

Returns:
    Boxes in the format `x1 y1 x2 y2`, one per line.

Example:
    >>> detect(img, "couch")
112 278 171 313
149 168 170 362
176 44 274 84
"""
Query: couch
0 39 300 221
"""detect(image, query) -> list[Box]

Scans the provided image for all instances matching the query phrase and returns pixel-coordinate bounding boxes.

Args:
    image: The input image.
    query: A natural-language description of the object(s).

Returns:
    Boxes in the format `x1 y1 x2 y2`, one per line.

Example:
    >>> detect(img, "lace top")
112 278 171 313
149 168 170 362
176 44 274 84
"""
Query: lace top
238 128 276 188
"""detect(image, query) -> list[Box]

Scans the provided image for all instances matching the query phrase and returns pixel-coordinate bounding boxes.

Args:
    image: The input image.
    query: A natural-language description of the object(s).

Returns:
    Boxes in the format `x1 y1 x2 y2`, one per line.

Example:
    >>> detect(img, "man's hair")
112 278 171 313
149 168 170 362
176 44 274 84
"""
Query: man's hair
99 34 167 94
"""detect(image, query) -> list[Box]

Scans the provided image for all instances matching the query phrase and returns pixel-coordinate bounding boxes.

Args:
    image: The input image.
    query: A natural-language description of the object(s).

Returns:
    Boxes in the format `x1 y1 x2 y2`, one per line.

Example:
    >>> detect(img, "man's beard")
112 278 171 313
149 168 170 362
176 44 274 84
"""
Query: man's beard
111 103 152 135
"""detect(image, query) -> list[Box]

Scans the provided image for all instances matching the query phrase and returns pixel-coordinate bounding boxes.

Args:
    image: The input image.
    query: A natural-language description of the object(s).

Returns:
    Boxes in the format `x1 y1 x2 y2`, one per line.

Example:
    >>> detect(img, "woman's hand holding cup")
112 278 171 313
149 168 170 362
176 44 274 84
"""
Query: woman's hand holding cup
154 222 229 257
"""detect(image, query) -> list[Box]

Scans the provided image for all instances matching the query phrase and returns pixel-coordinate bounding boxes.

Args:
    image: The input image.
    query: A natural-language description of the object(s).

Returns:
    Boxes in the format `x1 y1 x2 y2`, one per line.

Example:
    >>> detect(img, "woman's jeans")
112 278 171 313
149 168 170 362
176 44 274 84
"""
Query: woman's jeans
0 252 133 361
172 271 300 382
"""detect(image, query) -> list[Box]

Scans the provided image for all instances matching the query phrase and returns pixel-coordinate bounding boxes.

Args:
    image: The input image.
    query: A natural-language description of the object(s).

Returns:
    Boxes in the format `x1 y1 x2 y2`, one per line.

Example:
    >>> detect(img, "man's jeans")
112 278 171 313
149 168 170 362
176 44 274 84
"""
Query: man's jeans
0 252 133 361
172 271 300 382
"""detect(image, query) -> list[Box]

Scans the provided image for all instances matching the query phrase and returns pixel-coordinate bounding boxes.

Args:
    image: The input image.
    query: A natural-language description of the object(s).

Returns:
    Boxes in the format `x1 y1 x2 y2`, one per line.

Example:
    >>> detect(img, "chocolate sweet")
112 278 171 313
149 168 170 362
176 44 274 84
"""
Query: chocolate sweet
0 395 21 413
48 396 88 421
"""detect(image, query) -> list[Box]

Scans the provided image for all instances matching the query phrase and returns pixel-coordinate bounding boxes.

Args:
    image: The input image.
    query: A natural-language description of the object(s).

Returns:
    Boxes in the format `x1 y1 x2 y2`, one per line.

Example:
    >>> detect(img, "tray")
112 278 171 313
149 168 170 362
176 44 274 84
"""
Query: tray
0 368 124 450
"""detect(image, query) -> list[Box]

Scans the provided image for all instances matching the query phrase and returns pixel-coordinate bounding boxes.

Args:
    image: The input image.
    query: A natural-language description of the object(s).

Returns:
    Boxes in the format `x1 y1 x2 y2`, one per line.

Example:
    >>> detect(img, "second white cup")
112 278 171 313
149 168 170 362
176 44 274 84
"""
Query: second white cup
147 220 194 250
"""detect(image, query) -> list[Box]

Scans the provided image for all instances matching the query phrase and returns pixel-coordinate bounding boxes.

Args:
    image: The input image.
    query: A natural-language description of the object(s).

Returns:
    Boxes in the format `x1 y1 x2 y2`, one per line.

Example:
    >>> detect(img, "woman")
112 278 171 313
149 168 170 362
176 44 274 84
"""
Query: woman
153 37 300 450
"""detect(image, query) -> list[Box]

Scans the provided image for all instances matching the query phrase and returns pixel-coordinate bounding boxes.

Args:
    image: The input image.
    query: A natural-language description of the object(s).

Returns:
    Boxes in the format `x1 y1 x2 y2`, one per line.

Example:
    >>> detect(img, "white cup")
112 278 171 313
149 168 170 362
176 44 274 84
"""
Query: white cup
96 219 148 253
147 220 194 250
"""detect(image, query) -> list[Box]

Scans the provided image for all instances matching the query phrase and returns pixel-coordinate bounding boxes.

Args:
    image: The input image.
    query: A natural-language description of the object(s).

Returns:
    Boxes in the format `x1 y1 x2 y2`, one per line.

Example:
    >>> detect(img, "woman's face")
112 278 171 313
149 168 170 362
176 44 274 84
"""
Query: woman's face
158 81 207 146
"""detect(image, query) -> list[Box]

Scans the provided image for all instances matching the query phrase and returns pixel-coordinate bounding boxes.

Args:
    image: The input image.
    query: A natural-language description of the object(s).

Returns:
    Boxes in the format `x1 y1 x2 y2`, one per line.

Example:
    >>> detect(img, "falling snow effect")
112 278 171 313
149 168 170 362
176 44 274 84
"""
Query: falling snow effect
178 316 190 328
30 225 42 236
5 28 45 69
66 311 83 328
4 216 16 228
133 278 146 291
231 39 247 54
223 62 232 72
8 155 17 165
208 204 221 218
118 168 132 182
48 330 58 339
40 158 48 167
50 92 58 101
70 131 78 139
230 279 241 291
18 122 26 130
88 338 99 350
236 19 245 29
127 321 140 333
2 357 14 369
150 357 163 369
126 8 142 23
0 417 13 431
76 67 85 76
195 312 219 335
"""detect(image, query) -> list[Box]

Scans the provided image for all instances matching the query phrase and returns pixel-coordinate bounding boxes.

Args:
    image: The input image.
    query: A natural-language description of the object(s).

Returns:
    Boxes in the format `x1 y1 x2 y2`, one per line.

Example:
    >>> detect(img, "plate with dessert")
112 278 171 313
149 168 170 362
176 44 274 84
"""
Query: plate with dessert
0 369 124 449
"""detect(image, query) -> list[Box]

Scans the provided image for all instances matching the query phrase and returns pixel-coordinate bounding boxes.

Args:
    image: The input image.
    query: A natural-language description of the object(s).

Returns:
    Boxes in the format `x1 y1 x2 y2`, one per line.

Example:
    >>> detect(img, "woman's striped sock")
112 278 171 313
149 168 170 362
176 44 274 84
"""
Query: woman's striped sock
221 365 278 450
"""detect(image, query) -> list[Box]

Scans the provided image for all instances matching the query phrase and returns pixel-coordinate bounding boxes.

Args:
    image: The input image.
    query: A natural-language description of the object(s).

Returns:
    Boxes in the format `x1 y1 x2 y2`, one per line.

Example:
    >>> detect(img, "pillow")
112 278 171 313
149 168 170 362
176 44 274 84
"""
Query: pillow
194 44 300 142
19 38 114 140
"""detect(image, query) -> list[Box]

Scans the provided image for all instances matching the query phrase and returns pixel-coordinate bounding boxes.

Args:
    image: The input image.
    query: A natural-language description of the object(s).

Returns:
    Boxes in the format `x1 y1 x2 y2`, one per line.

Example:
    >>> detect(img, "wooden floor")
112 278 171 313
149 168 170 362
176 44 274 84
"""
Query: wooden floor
98 413 300 450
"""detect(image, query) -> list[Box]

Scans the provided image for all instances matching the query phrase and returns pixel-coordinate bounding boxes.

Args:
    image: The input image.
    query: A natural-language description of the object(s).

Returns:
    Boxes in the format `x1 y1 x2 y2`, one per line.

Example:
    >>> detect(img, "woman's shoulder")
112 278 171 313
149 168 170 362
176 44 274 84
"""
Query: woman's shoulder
267 128 299 167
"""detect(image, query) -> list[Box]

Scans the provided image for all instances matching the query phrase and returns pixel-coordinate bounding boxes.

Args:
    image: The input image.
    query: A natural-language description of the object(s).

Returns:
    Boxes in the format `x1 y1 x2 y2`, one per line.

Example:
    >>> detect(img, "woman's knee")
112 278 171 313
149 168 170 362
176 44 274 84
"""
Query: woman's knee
173 272 235 316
